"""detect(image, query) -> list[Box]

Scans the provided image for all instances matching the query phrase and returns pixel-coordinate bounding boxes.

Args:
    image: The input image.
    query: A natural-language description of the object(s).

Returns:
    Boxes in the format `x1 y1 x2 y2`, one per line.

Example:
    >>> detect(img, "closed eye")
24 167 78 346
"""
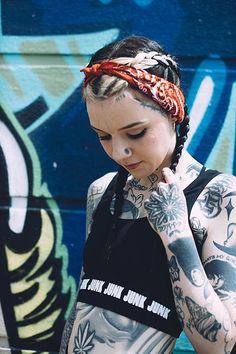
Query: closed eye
97 128 147 141
128 128 147 140
98 134 111 141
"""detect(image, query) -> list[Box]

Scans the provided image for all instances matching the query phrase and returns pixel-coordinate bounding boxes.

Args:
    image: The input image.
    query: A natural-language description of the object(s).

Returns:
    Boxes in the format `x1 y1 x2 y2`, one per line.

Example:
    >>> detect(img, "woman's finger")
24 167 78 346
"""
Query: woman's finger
162 167 176 184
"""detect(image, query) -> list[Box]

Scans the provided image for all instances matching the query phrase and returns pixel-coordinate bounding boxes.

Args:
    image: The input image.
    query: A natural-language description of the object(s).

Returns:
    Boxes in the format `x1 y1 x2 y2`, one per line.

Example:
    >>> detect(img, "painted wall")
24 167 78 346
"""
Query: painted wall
0 0 235 352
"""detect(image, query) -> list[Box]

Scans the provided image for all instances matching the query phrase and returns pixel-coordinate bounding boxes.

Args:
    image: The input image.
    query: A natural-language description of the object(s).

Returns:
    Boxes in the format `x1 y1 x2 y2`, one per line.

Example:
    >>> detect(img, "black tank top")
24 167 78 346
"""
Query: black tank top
78 168 220 338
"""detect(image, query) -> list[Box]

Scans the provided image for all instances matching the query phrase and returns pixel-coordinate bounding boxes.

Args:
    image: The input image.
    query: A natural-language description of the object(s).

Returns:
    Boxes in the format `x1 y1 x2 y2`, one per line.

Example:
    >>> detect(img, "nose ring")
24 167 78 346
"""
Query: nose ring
124 148 131 155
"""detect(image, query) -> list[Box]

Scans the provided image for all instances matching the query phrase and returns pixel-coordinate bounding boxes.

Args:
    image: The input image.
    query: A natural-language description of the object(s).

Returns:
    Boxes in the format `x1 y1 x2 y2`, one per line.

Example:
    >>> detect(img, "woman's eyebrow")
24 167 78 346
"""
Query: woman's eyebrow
118 121 147 131
90 121 147 132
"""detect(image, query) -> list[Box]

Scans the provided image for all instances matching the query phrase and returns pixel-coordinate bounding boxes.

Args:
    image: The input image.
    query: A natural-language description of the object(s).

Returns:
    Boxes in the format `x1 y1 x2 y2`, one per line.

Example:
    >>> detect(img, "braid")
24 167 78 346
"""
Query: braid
83 36 187 255
150 55 180 87
83 37 181 100
170 104 190 172
113 166 129 219
106 167 128 261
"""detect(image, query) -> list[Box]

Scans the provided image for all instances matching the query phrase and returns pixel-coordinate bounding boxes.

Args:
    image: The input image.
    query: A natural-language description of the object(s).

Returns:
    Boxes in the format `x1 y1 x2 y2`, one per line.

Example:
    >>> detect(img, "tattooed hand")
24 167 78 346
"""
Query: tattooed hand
144 168 189 239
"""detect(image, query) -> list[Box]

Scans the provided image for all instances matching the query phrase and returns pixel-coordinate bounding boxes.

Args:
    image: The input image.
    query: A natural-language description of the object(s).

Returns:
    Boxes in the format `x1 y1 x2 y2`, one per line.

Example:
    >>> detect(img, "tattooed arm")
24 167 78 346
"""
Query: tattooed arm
59 172 116 353
144 168 236 354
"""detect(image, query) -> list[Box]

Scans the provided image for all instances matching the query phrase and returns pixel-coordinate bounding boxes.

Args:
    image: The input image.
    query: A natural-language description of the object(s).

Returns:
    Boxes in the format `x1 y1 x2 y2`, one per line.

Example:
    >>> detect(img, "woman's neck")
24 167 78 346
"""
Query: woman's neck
129 150 202 191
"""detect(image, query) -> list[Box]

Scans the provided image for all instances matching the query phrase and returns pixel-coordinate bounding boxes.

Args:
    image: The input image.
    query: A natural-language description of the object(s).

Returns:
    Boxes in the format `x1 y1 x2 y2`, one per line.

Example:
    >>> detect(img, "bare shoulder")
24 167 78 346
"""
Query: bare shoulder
197 172 236 253
196 171 236 218
189 172 236 247
206 171 236 190
86 172 116 235
87 172 117 204
200 171 236 205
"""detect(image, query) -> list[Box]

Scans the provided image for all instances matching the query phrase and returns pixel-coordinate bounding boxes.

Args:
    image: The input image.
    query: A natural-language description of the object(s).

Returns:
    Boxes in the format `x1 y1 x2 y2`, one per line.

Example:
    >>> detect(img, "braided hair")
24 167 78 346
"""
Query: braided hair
170 105 190 172
84 36 190 222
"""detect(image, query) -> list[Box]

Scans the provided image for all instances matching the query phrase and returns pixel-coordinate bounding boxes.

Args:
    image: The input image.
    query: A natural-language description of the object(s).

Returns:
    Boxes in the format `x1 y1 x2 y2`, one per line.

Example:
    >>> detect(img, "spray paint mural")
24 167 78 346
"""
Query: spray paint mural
0 0 235 352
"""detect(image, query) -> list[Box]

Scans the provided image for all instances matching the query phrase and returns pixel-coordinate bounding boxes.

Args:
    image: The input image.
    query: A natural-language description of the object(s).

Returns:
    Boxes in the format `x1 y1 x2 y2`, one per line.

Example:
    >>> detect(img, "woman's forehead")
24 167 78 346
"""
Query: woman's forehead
86 90 167 132
86 88 162 113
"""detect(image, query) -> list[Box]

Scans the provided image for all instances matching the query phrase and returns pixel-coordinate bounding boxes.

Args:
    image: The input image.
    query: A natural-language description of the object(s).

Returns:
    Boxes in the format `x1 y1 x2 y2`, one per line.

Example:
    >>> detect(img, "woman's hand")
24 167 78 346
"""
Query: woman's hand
144 167 190 240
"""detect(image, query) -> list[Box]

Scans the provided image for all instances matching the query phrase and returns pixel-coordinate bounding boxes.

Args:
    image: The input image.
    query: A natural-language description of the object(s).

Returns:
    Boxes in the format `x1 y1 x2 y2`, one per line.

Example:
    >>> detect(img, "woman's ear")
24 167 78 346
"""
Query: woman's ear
170 115 177 124
170 115 177 128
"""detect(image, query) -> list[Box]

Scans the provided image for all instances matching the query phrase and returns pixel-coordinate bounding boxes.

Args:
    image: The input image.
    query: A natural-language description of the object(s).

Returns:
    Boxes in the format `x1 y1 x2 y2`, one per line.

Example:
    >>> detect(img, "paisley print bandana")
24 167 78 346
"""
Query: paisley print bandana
80 61 185 123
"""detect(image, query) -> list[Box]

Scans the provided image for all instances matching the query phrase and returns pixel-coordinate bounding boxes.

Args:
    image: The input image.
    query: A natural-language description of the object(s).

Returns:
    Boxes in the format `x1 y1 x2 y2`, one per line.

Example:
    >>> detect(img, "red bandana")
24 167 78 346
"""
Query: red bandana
80 62 185 123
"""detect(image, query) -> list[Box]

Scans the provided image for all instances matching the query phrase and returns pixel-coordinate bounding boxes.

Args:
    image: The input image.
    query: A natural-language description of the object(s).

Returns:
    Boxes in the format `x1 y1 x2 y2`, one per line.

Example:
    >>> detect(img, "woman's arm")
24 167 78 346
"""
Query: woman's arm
144 168 236 354
59 173 116 353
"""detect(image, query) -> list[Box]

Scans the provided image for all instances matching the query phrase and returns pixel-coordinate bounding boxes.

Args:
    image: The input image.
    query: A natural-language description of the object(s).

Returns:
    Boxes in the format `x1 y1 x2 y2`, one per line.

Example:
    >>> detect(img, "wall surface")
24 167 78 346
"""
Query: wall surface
0 0 235 353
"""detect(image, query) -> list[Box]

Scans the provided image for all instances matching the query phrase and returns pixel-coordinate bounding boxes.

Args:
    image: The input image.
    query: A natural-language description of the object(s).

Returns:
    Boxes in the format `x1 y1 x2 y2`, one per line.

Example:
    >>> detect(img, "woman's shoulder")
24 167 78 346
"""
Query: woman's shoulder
88 172 117 196
86 172 117 235
203 170 236 192
87 172 117 209
194 169 236 208
195 170 236 220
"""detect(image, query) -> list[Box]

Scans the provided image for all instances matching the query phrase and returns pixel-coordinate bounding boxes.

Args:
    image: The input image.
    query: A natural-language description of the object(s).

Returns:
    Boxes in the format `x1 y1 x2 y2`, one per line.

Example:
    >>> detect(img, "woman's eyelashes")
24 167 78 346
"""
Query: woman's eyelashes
98 128 147 141
98 134 111 141
128 128 147 139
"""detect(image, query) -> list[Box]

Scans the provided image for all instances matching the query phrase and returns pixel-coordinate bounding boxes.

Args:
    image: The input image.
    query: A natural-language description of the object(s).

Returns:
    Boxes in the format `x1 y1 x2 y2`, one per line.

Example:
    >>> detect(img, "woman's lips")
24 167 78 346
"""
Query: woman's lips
124 162 142 170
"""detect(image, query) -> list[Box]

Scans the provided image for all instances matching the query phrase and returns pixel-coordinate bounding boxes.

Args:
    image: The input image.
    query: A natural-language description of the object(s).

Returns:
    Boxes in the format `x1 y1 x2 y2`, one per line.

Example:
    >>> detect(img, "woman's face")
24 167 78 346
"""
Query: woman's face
86 89 176 179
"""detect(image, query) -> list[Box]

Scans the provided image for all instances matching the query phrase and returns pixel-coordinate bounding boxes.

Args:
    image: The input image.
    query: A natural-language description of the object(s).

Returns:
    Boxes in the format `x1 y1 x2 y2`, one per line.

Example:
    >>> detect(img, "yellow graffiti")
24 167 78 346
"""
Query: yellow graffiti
0 57 24 97
6 210 60 339
0 98 76 349
20 40 74 96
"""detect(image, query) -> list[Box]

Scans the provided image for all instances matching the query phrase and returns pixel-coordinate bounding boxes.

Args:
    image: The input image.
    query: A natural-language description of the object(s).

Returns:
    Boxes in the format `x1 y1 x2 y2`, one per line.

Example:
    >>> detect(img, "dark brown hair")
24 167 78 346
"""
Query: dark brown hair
86 35 190 219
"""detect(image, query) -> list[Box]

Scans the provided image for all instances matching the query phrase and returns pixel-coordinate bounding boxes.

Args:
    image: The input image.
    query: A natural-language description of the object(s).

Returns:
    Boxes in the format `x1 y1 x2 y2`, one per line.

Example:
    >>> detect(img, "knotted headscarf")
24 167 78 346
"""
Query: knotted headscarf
80 61 185 123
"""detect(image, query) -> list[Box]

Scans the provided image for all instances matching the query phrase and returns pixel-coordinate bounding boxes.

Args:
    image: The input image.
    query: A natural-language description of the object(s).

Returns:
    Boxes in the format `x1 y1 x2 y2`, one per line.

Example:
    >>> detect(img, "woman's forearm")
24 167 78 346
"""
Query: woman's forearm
164 235 235 354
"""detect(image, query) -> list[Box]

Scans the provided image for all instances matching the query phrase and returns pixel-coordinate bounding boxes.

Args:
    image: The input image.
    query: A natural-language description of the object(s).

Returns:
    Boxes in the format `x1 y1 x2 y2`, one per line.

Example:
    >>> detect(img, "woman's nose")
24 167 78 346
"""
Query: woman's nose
111 141 132 161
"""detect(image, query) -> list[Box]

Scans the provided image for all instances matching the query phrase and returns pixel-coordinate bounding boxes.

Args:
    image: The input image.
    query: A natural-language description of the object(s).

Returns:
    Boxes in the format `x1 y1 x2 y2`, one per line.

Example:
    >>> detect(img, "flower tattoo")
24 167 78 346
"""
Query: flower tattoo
144 183 187 236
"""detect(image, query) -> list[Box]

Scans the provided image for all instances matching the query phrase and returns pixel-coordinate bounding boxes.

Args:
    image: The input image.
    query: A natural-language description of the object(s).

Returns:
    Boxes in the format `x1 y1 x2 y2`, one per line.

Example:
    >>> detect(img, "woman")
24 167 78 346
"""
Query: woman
60 36 236 353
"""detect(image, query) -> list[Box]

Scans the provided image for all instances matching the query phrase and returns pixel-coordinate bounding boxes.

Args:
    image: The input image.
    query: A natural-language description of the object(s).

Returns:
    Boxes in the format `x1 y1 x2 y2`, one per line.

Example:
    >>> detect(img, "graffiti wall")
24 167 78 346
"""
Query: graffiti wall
0 0 235 352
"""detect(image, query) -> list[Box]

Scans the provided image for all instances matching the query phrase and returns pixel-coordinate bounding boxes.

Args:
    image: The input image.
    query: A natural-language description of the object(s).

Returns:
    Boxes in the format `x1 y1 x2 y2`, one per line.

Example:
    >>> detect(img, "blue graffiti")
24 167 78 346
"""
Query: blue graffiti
1 1 236 352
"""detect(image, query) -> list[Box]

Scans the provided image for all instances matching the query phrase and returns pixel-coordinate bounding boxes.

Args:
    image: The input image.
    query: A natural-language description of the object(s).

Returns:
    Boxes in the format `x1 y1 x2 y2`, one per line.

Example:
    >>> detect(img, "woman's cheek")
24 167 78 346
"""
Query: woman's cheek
148 134 158 144
144 133 159 148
